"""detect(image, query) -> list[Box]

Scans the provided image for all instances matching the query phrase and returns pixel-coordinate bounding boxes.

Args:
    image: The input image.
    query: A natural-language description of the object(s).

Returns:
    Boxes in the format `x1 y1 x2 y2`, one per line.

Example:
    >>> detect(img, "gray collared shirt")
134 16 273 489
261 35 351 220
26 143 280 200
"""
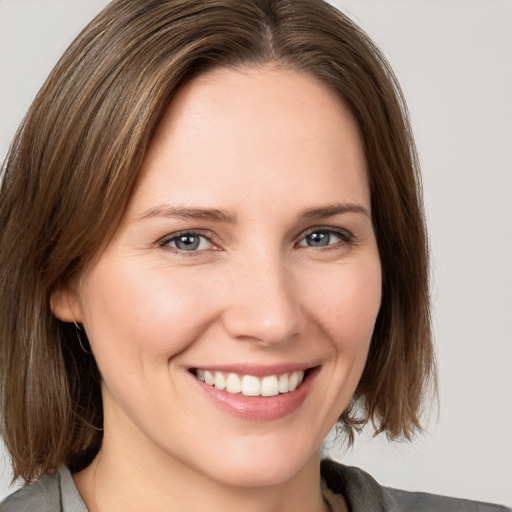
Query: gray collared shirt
1 461 510 512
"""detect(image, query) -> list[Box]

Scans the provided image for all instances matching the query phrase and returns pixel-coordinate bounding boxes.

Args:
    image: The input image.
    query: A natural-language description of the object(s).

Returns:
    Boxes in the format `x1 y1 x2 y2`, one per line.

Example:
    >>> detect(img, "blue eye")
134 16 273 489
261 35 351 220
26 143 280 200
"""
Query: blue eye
298 229 350 248
162 232 213 252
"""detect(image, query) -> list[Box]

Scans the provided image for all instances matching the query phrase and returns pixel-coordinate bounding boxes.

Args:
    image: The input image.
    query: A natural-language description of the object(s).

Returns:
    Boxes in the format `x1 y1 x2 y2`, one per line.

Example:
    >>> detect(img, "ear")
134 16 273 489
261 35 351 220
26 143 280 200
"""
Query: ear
50 280 83 323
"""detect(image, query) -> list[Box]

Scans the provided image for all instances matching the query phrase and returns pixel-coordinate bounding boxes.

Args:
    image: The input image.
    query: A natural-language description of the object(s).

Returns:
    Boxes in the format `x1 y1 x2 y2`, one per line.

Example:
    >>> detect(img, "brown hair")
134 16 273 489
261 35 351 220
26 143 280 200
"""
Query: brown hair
0 0 435 482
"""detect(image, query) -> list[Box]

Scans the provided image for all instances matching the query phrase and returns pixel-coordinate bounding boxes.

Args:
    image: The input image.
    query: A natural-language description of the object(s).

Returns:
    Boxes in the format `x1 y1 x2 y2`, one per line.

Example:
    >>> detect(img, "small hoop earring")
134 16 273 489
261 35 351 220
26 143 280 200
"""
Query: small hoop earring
74 321 93 355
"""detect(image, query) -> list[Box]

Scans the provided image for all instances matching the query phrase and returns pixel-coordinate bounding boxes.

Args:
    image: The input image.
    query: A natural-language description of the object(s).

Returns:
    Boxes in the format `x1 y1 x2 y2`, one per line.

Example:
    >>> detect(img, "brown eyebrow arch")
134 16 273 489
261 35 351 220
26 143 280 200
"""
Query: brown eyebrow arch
136 206 236 224
299 203 370 220
136 203 368 224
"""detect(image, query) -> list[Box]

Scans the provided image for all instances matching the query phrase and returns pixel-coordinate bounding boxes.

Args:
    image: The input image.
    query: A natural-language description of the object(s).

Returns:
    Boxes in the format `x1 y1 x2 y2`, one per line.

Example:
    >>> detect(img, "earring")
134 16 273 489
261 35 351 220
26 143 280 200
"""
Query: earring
74 321 93 355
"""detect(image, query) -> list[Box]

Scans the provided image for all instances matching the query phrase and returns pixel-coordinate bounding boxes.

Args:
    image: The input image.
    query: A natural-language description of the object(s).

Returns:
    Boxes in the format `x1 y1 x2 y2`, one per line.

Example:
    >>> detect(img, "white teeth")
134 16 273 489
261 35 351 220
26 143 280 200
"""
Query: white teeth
226 372 242 393
278 373 289 393
289 371 299 391
195 369 307 396
214 372 226 390
241 375 260 396
261 375 279 397
288 370 305 391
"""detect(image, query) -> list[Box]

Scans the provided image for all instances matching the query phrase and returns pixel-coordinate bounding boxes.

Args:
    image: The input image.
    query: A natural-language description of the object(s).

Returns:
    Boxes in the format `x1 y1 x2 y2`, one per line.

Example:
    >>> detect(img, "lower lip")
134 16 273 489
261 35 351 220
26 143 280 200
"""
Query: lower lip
192 369 318 421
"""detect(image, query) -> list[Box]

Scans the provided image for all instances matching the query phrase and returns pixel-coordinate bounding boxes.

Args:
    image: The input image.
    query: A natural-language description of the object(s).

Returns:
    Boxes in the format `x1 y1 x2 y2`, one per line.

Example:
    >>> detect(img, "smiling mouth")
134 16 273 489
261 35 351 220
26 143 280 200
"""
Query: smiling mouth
192 369 308 397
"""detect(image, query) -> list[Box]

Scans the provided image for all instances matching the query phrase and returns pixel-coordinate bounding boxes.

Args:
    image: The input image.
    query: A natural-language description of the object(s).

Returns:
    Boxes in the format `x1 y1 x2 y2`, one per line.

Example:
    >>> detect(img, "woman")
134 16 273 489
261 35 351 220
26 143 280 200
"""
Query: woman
0 1 508 511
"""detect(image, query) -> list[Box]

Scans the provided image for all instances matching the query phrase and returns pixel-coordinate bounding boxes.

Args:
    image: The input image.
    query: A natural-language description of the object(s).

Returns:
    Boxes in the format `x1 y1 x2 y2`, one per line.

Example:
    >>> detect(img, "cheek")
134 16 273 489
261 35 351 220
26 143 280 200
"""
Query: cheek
305 260 382 353
78 260 220 368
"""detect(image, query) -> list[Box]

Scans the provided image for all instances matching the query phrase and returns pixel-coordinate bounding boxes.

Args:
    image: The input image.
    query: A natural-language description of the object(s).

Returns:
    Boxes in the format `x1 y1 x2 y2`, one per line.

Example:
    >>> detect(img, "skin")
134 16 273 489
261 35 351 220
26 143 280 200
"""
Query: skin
52 65 382 512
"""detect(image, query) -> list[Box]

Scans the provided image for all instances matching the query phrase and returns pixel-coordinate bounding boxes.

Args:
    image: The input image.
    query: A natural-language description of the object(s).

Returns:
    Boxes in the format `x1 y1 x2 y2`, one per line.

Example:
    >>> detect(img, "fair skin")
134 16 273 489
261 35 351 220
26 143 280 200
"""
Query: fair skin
52 66 381 512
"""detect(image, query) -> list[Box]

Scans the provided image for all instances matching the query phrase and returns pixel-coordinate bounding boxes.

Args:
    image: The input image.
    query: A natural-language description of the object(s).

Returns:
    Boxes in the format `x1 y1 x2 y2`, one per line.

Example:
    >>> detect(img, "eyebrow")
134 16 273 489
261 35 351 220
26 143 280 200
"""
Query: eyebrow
135 202 369 224
136 206 236 224
299 203 370 220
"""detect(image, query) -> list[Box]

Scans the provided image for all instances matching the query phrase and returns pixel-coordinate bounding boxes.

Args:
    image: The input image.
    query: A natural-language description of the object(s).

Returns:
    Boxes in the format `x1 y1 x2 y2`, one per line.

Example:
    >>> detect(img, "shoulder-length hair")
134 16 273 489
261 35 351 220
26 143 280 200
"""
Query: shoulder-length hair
0 0 435 482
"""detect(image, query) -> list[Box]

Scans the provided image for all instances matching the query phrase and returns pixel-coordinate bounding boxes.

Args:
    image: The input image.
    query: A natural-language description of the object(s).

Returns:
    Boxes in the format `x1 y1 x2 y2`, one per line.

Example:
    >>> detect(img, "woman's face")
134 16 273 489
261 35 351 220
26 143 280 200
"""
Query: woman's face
58 66 381 488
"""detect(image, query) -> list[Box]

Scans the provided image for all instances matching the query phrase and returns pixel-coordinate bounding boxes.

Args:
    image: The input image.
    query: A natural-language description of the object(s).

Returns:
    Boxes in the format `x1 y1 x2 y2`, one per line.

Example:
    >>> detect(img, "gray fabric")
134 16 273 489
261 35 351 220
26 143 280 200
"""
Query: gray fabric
320 459 511 512
0 467 86 512
1 461 509 511
59 467 87 512
382 488 510 512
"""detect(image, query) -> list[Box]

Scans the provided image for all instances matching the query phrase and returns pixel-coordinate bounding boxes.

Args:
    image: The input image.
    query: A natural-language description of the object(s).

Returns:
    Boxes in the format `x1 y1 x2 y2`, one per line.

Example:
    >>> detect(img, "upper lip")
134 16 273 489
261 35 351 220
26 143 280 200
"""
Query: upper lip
189 363 318 377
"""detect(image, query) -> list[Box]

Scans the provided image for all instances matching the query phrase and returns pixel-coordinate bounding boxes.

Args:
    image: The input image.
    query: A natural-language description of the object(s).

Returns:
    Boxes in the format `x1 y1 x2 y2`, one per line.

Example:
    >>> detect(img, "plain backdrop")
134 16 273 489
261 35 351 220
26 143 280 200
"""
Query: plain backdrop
0 0 511 506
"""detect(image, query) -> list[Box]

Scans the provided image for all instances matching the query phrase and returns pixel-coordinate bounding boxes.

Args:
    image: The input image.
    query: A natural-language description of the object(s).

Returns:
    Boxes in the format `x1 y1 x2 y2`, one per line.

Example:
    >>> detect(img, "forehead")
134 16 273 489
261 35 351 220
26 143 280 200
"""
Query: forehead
129 65 369 216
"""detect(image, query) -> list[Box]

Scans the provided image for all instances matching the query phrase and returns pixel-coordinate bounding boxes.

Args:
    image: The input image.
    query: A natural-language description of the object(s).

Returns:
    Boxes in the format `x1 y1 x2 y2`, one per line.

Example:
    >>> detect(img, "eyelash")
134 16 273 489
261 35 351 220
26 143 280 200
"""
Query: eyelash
158 227 354 254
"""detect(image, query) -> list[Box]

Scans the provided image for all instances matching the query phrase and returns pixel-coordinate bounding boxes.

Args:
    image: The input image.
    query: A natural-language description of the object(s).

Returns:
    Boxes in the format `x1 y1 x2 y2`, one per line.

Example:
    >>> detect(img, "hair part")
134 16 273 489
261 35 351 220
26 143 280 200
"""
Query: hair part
0 0 436 482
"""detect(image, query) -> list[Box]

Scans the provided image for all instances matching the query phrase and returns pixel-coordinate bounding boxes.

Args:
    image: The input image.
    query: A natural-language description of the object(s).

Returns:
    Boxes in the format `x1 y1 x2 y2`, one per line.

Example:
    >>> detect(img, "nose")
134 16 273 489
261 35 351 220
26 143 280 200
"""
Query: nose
221 254 300 346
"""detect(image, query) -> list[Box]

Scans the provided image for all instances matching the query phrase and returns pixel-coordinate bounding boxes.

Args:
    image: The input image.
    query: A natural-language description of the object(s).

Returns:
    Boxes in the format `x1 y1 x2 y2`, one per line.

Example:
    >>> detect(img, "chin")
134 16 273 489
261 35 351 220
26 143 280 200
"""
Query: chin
186 432 321 489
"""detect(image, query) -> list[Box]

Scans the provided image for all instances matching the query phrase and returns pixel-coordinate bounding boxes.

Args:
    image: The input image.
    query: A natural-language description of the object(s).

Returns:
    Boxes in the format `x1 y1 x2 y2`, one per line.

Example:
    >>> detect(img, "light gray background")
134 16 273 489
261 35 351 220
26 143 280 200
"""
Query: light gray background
1 0 511 506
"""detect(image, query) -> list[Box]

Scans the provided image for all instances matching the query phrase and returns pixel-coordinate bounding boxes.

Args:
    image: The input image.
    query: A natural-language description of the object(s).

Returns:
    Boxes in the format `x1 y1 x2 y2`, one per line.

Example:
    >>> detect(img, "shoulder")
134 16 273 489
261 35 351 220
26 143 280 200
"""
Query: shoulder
0 472 61 512
0 466 86 512
321 458 510 512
